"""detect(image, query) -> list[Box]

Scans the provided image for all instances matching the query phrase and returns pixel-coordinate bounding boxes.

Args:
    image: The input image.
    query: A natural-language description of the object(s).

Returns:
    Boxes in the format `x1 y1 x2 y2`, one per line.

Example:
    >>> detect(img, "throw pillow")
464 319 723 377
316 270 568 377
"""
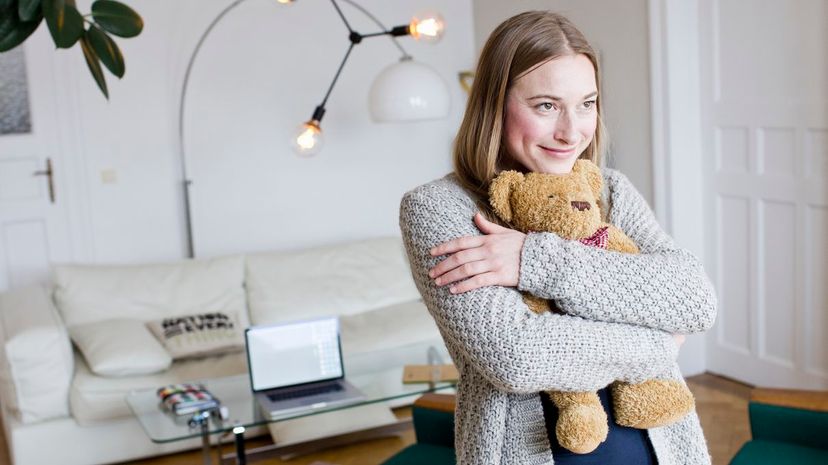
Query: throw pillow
69 319 172 377
147 311 245 360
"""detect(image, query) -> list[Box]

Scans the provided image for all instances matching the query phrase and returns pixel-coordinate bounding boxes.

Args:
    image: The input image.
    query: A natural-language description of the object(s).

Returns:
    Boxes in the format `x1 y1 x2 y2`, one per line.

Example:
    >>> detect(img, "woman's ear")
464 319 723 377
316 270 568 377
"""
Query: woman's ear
574 160 603 201
489 171 524 223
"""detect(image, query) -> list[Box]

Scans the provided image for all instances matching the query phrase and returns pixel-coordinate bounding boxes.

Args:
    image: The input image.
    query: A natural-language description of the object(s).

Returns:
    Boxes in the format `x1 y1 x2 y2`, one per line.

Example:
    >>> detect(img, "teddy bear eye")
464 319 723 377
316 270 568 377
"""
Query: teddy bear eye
547 194 555 199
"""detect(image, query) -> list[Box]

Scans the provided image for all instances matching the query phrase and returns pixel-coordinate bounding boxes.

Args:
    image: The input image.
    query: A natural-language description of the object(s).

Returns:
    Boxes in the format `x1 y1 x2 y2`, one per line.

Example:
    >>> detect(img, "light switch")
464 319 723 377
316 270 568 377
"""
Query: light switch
101 169 117 184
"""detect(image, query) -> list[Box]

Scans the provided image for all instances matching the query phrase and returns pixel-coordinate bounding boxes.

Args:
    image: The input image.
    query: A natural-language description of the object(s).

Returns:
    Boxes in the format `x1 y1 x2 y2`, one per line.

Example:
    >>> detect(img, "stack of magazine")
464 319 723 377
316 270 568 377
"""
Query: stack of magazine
157 383 220 415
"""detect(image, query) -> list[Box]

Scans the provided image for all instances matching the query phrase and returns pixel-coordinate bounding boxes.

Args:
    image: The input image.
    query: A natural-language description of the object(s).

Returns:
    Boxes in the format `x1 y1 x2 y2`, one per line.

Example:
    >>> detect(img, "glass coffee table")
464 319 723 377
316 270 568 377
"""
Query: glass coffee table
126 342 455 464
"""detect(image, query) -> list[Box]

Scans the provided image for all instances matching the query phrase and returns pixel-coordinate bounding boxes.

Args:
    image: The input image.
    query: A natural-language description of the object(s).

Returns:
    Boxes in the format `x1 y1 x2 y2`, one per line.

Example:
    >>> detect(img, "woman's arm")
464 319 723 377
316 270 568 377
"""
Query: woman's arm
400 179 679 394
518 169 718 334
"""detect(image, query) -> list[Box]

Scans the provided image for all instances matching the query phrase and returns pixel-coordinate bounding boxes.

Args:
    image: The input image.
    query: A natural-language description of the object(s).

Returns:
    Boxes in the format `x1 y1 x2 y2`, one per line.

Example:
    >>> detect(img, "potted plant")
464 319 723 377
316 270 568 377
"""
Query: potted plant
0 0 143 98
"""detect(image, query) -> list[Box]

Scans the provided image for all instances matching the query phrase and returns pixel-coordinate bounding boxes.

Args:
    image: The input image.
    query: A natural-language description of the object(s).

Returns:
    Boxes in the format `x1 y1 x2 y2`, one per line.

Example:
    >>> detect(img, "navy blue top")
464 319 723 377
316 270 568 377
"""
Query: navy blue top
542 387 658 464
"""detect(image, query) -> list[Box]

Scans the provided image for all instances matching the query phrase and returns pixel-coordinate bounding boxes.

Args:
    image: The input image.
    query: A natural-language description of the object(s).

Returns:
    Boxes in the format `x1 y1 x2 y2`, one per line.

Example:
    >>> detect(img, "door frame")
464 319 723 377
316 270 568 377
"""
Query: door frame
648 0 708 375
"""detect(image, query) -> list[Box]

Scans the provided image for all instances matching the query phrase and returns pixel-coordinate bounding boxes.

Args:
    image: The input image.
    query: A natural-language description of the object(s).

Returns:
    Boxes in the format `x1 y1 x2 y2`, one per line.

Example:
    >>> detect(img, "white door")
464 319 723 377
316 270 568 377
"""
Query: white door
700 0 828 389
0 32 73 293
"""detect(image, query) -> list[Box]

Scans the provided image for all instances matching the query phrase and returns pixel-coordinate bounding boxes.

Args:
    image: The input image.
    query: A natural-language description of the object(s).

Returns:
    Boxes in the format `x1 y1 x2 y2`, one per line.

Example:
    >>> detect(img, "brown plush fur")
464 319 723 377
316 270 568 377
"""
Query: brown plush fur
489 160 695 454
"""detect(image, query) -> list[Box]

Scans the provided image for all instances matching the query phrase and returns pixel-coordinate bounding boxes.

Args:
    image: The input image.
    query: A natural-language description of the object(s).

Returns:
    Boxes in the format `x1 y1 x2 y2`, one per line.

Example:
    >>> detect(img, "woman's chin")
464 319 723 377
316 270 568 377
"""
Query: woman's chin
535 160 577 174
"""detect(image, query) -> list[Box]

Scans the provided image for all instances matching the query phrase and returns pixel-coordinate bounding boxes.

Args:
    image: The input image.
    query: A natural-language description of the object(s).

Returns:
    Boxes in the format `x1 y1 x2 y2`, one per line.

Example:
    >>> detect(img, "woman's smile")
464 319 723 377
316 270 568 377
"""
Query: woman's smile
540 145 577 158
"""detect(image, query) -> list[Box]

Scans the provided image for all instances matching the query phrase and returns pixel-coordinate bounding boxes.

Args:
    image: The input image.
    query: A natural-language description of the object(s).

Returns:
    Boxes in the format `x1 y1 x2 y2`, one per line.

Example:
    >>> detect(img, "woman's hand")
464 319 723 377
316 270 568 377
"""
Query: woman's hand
672 333 686 348
428 212 527 294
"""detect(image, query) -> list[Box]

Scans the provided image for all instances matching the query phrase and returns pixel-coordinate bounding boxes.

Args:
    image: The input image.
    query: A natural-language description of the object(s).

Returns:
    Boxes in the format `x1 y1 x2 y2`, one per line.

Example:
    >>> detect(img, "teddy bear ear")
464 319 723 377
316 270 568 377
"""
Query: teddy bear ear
574 159 603 201
489 170 524 223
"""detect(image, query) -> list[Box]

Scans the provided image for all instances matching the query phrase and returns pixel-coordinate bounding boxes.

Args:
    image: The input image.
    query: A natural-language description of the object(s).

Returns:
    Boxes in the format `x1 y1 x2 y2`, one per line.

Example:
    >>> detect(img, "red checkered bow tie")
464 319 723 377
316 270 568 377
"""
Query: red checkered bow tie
579 226 609 249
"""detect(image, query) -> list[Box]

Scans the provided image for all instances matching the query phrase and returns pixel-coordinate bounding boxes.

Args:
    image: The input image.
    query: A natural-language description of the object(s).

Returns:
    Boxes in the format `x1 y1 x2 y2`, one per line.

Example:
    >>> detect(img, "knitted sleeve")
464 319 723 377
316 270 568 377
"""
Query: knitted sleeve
518 169 718 334
399 179 679 394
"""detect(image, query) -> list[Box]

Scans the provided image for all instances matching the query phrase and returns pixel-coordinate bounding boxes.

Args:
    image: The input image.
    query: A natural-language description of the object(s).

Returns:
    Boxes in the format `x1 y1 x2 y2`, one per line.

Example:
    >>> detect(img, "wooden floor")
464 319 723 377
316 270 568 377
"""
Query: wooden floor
0 373 753 465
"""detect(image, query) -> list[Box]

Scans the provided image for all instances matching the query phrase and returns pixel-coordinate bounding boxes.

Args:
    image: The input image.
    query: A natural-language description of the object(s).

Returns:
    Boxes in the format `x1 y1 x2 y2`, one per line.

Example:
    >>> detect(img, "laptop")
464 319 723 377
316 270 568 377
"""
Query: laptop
244 316 365 420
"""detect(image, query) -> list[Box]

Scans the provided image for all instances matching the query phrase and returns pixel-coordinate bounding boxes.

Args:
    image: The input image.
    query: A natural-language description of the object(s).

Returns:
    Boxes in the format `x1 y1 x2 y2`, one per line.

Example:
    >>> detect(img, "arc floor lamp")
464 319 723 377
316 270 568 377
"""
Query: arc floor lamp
178 0 448 257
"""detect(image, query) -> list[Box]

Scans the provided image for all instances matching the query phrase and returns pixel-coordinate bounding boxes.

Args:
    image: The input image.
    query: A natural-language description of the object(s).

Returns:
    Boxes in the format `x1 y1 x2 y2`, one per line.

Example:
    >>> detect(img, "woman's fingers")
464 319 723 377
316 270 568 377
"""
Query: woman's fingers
429 246 486 279
430 234 485 257
447 271 498 294
428 211 526 293
434 259 492 287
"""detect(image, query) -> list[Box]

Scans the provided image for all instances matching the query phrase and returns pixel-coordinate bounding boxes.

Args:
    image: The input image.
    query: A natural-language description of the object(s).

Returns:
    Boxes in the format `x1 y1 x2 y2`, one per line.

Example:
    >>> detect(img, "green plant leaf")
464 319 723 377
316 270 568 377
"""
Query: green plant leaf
85 25 124 78
43 0 83 48
18 0 41 21
91 0 142 38
80 35 109 99
0 5 43 52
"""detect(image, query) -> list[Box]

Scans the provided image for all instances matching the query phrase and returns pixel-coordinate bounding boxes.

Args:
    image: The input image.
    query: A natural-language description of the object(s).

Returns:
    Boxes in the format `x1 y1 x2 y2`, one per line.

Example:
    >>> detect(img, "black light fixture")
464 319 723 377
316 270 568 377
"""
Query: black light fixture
177 0 446 257
289 0 446 156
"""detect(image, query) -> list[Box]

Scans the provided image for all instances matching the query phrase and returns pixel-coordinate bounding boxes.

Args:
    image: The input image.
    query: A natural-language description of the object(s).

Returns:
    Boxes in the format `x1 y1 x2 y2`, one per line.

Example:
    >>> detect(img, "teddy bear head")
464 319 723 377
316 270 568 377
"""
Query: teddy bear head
489 159 605 240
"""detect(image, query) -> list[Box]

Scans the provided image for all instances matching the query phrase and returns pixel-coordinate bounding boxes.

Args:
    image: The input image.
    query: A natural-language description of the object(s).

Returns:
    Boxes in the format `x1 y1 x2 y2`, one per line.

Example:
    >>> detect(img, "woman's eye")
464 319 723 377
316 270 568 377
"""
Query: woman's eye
537 102 556 112
582 100 597 109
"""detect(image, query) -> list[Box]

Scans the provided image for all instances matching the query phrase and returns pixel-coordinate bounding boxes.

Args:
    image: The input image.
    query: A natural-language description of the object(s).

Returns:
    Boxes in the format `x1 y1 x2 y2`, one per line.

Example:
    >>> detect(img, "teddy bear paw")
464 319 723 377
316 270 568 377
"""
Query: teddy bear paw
612 380 695 429
556 404 609 454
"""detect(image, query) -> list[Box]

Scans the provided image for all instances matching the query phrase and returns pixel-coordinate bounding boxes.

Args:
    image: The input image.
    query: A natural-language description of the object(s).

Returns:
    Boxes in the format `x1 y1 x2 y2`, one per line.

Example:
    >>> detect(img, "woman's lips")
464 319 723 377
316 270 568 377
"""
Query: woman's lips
540 146 576 158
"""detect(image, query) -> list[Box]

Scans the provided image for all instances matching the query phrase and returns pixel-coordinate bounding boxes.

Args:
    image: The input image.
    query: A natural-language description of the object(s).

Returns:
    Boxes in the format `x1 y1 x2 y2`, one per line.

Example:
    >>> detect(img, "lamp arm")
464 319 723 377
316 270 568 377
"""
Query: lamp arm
339 0 410 59
177 0 252 258
329 0 354 33
319 42 356 110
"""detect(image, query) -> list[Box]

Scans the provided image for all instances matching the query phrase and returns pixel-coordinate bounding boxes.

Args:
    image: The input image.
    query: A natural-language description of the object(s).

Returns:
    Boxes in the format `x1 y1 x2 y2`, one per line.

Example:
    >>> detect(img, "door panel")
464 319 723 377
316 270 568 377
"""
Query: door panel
0 34 73 292
702 0 828 388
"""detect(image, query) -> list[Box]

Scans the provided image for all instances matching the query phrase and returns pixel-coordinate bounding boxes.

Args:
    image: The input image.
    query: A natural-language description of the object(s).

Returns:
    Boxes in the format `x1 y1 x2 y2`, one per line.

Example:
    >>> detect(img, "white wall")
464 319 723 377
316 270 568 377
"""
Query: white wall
30 0 652 264
472 0 655 204
39 0 473 263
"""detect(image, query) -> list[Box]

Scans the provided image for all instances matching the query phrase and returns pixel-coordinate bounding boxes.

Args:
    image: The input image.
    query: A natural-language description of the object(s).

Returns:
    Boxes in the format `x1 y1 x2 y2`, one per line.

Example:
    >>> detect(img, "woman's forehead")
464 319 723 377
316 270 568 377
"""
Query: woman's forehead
511 54 597 98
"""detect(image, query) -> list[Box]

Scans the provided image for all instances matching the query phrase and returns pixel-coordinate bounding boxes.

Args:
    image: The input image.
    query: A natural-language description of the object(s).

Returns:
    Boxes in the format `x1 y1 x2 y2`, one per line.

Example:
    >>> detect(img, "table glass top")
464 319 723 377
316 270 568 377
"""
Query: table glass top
125 341 455 443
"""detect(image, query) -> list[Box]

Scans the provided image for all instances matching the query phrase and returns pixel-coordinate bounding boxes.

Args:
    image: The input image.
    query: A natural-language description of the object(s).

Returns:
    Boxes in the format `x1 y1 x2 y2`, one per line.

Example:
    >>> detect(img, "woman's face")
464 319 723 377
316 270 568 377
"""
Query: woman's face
503 54 598 174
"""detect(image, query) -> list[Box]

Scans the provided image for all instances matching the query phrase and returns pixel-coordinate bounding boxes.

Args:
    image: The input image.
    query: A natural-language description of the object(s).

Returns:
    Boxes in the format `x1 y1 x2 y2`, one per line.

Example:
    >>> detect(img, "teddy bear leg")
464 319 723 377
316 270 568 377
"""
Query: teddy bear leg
547 391 608 454
611 380 696 429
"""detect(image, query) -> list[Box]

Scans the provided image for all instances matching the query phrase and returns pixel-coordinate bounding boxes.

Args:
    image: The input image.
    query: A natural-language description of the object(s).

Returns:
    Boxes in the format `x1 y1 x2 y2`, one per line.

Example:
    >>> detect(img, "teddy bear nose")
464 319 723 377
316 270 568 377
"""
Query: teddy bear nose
571 201 591 211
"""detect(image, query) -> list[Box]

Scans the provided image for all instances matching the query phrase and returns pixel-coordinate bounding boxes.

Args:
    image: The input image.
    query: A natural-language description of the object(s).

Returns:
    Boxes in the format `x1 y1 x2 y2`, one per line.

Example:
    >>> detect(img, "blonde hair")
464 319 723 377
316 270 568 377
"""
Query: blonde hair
452 11 607 221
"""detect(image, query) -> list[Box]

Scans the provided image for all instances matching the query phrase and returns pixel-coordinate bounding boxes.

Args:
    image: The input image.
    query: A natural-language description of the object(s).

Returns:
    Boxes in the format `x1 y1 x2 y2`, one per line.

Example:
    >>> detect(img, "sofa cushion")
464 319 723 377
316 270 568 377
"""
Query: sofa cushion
146 311 245 360
52 255 249 329
245 237 420 325
69 350 248 424
339 299 440 356
69 319 171 377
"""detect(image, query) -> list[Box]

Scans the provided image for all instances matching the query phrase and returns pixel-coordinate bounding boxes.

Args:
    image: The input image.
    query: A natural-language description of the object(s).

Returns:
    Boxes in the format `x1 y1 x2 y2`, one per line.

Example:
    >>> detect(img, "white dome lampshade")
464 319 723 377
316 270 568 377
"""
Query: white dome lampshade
368 58 450 122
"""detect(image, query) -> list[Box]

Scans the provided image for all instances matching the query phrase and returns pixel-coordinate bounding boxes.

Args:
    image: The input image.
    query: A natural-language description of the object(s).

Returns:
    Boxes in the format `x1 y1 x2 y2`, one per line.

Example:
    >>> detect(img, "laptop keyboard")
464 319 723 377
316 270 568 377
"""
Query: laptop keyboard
267 383 344 402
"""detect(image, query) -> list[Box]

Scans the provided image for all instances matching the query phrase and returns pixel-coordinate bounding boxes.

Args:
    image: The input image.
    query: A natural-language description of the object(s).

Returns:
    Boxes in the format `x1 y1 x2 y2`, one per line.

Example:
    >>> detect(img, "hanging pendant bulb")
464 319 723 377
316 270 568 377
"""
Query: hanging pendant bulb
275 0 294 4
291 120 323 157
292 105 325 157
408 11 445 43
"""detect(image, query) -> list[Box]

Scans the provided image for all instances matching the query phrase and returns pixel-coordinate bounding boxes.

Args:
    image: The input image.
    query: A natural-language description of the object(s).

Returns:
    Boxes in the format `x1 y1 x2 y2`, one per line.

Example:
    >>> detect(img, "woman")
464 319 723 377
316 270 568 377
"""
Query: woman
398 11 717 465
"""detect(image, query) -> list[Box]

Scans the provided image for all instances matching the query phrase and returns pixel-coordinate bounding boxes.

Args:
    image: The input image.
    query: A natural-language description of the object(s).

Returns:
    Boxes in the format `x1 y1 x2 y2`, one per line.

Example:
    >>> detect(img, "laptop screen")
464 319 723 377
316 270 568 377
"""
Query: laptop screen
245 317 344 392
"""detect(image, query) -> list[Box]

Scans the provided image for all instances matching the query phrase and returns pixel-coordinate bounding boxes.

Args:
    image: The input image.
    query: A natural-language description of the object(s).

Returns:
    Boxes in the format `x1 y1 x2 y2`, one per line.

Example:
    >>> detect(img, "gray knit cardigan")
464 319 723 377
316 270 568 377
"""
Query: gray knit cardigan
398 168 718 464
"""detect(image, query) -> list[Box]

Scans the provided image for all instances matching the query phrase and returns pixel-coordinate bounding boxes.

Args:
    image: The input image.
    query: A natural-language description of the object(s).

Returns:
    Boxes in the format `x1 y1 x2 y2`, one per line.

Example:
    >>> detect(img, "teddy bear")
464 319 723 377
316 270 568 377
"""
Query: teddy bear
488 159 695 454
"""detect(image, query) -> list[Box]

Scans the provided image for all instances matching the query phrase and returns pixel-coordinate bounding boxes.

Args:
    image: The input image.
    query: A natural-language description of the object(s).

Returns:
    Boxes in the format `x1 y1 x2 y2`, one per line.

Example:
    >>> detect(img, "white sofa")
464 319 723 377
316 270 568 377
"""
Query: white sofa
0 237 442 465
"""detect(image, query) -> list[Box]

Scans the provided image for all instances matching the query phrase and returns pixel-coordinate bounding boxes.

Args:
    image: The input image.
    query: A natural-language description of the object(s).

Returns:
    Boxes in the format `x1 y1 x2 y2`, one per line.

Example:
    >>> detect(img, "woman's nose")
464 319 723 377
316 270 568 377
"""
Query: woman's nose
554 111 578 145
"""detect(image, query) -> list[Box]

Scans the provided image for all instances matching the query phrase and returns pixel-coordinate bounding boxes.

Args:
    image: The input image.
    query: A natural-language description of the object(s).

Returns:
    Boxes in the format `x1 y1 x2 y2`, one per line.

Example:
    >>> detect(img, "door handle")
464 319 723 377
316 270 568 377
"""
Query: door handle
32 158 55 204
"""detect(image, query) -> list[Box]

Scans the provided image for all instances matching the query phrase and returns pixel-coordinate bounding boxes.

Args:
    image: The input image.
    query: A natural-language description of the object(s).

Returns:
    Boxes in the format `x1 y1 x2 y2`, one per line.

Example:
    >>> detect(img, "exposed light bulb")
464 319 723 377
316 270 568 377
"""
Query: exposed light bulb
292 120 323 157
275 0 294 4
408 12 445 43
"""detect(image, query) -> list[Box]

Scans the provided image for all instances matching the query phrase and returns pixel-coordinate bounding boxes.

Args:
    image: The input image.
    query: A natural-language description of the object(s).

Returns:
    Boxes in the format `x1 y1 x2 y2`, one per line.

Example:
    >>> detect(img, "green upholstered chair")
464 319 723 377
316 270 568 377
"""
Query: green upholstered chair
382 393 456 465
729 387 828 465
